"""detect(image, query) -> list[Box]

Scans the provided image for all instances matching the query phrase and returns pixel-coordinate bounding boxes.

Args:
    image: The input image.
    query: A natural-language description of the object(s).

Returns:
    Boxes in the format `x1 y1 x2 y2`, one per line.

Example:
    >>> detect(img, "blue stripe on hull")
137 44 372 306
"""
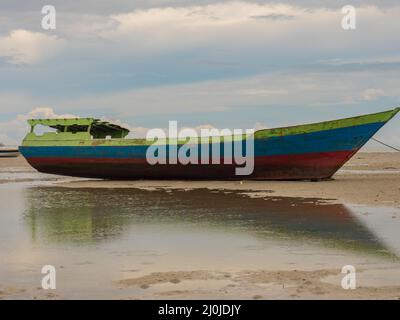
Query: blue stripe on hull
20 122 384 159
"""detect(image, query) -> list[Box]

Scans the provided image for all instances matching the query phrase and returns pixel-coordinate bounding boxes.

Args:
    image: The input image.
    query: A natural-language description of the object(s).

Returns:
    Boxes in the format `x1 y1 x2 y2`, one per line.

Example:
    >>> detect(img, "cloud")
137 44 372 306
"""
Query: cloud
56 3 400 59
1 2 400 95
0 115 31 146
361 88 386 101
2 0 400 17
0 29 65 64
51 67 400 119
0 107 77 145
26 107 77 119
59 2 305 53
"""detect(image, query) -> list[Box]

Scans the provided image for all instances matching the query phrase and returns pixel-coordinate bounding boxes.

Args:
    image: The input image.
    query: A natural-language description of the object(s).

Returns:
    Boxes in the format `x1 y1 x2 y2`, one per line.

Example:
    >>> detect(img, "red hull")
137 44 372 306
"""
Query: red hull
26 150 356 180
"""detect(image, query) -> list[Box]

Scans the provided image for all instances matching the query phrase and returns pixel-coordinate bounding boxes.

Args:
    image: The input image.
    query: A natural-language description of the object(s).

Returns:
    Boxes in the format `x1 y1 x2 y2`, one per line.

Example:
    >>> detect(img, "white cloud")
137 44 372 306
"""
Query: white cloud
108 2 299 30
0 115 30 146
0 133 18 146
53 68 400 117
2 2 400 66
65 2 306 52
0 29 65 64
361 88 385 101
55 2 400 60
27 107 77 119
0 107 77 146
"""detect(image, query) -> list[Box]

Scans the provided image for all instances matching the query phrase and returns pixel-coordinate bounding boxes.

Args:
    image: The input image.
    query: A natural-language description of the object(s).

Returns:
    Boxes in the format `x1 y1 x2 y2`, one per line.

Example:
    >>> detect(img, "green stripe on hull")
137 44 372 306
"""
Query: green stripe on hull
255 107 399 139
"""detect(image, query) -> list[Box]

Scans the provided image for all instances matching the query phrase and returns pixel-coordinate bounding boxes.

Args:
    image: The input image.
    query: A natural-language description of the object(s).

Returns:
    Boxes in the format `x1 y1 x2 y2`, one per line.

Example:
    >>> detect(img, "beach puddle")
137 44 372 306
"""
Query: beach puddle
0 183 399 299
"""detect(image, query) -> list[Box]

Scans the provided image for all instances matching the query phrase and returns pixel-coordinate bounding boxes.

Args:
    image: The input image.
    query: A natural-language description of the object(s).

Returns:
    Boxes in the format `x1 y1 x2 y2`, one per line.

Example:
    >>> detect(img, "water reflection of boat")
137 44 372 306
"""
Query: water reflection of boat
23 187 395 257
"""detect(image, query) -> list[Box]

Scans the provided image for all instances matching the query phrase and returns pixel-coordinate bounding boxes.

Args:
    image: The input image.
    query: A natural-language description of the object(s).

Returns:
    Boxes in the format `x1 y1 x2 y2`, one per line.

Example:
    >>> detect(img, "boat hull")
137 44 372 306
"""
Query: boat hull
23 150 356 180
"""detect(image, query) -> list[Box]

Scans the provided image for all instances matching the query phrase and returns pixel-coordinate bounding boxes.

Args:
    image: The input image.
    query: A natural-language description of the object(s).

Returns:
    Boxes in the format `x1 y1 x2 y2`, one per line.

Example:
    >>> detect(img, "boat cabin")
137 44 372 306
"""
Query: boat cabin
25 118 130 141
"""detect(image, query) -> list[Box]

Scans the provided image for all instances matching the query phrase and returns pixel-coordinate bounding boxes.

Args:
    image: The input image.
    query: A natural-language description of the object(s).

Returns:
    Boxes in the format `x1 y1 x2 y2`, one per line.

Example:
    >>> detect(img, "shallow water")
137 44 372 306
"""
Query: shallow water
0 171 400 299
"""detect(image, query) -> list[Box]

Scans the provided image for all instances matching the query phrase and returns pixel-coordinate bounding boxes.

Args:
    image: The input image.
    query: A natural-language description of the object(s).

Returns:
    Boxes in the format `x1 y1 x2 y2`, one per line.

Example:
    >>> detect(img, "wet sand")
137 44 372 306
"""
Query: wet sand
117 269 400 299
52 152 400 208
1 153 400 300
0 156 30 168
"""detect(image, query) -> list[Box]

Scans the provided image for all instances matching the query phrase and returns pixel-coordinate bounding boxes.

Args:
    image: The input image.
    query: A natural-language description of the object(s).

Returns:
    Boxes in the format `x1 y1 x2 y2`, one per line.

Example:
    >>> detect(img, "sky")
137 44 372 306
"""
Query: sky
0 0 399 149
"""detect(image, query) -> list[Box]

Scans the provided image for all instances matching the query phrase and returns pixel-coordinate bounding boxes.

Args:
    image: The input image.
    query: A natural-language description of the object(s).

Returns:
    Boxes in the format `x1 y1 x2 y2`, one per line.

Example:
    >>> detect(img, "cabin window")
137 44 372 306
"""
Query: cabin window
32 124 58 136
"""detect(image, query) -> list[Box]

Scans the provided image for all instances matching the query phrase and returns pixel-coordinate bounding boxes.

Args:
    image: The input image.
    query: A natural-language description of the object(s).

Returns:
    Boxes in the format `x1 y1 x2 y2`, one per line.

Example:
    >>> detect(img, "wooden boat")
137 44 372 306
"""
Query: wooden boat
19 108 399 180
0 146 20 158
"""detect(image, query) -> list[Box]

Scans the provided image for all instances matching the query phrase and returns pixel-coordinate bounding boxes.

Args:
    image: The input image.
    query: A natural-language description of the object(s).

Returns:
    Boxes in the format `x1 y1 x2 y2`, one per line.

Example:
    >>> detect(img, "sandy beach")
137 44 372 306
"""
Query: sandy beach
1 152 400 300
